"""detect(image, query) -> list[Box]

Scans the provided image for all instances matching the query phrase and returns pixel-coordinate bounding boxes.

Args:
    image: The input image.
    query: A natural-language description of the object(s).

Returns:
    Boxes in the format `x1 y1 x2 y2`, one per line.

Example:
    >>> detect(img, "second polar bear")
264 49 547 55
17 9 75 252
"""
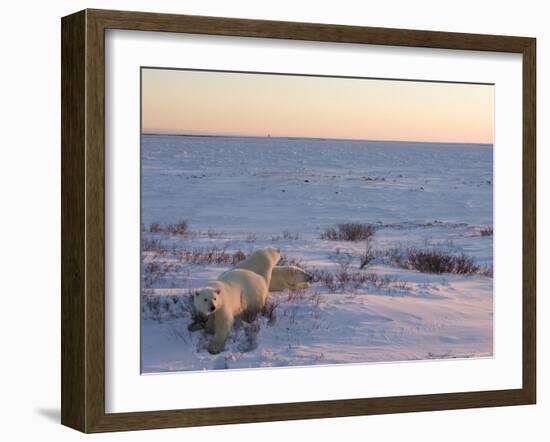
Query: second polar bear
269 266 313 292
190 268 268 354
234 247 281 287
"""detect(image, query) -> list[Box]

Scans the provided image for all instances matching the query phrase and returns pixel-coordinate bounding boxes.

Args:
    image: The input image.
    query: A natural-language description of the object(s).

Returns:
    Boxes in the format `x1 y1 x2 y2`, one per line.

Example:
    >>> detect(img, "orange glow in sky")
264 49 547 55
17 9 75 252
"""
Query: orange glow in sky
142 68 494 144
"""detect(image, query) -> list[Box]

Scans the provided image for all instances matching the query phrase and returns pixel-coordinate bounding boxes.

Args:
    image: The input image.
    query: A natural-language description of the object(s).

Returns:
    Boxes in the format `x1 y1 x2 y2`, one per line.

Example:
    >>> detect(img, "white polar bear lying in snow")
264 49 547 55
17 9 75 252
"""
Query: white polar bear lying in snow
189 268 269 354
189 247 281 354
269 266 313 292
188 248 315 353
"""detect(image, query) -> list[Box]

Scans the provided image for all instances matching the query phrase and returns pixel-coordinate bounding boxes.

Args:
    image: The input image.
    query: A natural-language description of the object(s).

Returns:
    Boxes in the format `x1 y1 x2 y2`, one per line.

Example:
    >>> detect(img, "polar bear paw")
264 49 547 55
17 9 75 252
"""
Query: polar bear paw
208 340 225 354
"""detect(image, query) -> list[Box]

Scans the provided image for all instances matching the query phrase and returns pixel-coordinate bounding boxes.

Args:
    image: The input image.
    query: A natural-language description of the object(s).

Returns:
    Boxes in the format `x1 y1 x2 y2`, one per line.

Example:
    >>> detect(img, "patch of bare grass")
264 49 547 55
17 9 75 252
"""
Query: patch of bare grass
141 237 165 252
359 238 377 269
478 264 494 277
406 249 479 274
175 246 249 265
479 225 494 236
149 220 189 236
310 266 408 292
278 255 304 267
142 261 171 288
283 230 300 240
383 247 487 275
320 223 375 241
141 290 195 322
271 230 301 241
206 228 224 239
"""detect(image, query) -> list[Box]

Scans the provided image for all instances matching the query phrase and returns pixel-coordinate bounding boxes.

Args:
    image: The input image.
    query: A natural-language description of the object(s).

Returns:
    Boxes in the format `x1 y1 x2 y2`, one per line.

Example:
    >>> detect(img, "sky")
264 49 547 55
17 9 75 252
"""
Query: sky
141 68 494 144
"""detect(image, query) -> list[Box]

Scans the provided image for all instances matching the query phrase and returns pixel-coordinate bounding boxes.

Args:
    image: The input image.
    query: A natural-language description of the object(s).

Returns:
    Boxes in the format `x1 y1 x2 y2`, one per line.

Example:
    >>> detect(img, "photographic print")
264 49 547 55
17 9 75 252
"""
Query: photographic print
140 68 494 373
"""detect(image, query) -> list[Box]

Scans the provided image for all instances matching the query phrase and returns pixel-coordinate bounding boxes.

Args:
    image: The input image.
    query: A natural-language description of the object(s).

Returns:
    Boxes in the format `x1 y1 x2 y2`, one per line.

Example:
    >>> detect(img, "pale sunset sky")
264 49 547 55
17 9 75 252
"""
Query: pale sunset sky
141 68 494 144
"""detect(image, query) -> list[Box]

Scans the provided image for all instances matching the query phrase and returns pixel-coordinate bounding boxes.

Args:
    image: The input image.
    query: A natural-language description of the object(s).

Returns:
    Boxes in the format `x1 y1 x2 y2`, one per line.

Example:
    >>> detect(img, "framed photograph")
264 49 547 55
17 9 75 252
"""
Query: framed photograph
61 9 536 433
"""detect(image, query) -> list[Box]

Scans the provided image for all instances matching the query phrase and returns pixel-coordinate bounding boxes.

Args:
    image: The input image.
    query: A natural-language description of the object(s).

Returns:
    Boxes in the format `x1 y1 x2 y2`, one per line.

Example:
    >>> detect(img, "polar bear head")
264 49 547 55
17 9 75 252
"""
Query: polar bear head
286 266 314 289
193 285 222 316
269 265 313 292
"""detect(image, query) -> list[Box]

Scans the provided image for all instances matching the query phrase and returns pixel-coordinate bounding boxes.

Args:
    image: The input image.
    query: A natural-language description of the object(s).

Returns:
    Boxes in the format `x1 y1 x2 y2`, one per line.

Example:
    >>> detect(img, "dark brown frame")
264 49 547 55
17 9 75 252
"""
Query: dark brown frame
61 8 536 433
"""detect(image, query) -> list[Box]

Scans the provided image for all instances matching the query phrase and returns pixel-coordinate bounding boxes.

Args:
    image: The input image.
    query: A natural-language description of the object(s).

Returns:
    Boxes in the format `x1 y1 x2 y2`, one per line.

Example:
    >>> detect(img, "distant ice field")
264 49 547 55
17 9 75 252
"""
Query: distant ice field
141 135 493 232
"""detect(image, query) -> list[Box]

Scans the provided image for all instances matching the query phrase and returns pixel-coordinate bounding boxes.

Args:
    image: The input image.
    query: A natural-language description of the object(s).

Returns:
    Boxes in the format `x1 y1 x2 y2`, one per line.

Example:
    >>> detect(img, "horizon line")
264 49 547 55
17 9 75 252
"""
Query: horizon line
141 131 493 146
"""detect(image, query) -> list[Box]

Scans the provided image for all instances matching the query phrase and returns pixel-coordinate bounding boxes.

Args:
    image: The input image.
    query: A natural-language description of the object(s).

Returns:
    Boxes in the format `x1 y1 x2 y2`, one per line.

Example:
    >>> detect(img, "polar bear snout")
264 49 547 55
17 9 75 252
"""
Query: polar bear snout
305 272 314 282
209 305 216 312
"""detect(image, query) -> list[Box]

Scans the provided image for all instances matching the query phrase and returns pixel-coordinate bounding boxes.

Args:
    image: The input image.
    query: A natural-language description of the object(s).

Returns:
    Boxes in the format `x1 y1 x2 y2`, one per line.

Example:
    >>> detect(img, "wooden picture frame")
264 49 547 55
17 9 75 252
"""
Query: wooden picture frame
61 8 536 433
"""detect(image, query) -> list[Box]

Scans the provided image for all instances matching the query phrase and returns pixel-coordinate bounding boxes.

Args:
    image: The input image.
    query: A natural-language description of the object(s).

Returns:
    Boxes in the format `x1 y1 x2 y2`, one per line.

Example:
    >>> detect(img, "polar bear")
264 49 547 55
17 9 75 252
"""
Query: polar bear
269 266 313 292
234 247 281 287
188 268 268 354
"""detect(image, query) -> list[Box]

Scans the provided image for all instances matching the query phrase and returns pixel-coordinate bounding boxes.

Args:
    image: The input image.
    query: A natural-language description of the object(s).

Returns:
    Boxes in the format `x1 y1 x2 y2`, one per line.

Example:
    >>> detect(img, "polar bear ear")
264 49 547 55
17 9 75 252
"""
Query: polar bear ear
214 288 221 294
194 291 200 297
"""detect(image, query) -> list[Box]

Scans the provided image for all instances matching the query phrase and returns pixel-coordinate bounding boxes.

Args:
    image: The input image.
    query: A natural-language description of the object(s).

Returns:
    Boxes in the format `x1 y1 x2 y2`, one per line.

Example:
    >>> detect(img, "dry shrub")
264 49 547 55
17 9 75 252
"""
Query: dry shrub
278 255 304 267
232 249 248 265
141 291 195 322
359 238 377 269
320 223 375 241
141 237 165 252
309 266 405 292
149 220 189 236
175 246 249 265
142 261 167 288
206 228 224 238
406 249 480 274
383 247 486 275
282 230 300 240
479 225 494 236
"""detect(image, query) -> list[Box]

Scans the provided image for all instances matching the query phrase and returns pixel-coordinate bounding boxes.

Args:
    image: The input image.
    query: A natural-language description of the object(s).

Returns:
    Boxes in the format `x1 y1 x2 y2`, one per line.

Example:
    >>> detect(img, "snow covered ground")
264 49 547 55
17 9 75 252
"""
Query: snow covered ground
140 134 493 373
